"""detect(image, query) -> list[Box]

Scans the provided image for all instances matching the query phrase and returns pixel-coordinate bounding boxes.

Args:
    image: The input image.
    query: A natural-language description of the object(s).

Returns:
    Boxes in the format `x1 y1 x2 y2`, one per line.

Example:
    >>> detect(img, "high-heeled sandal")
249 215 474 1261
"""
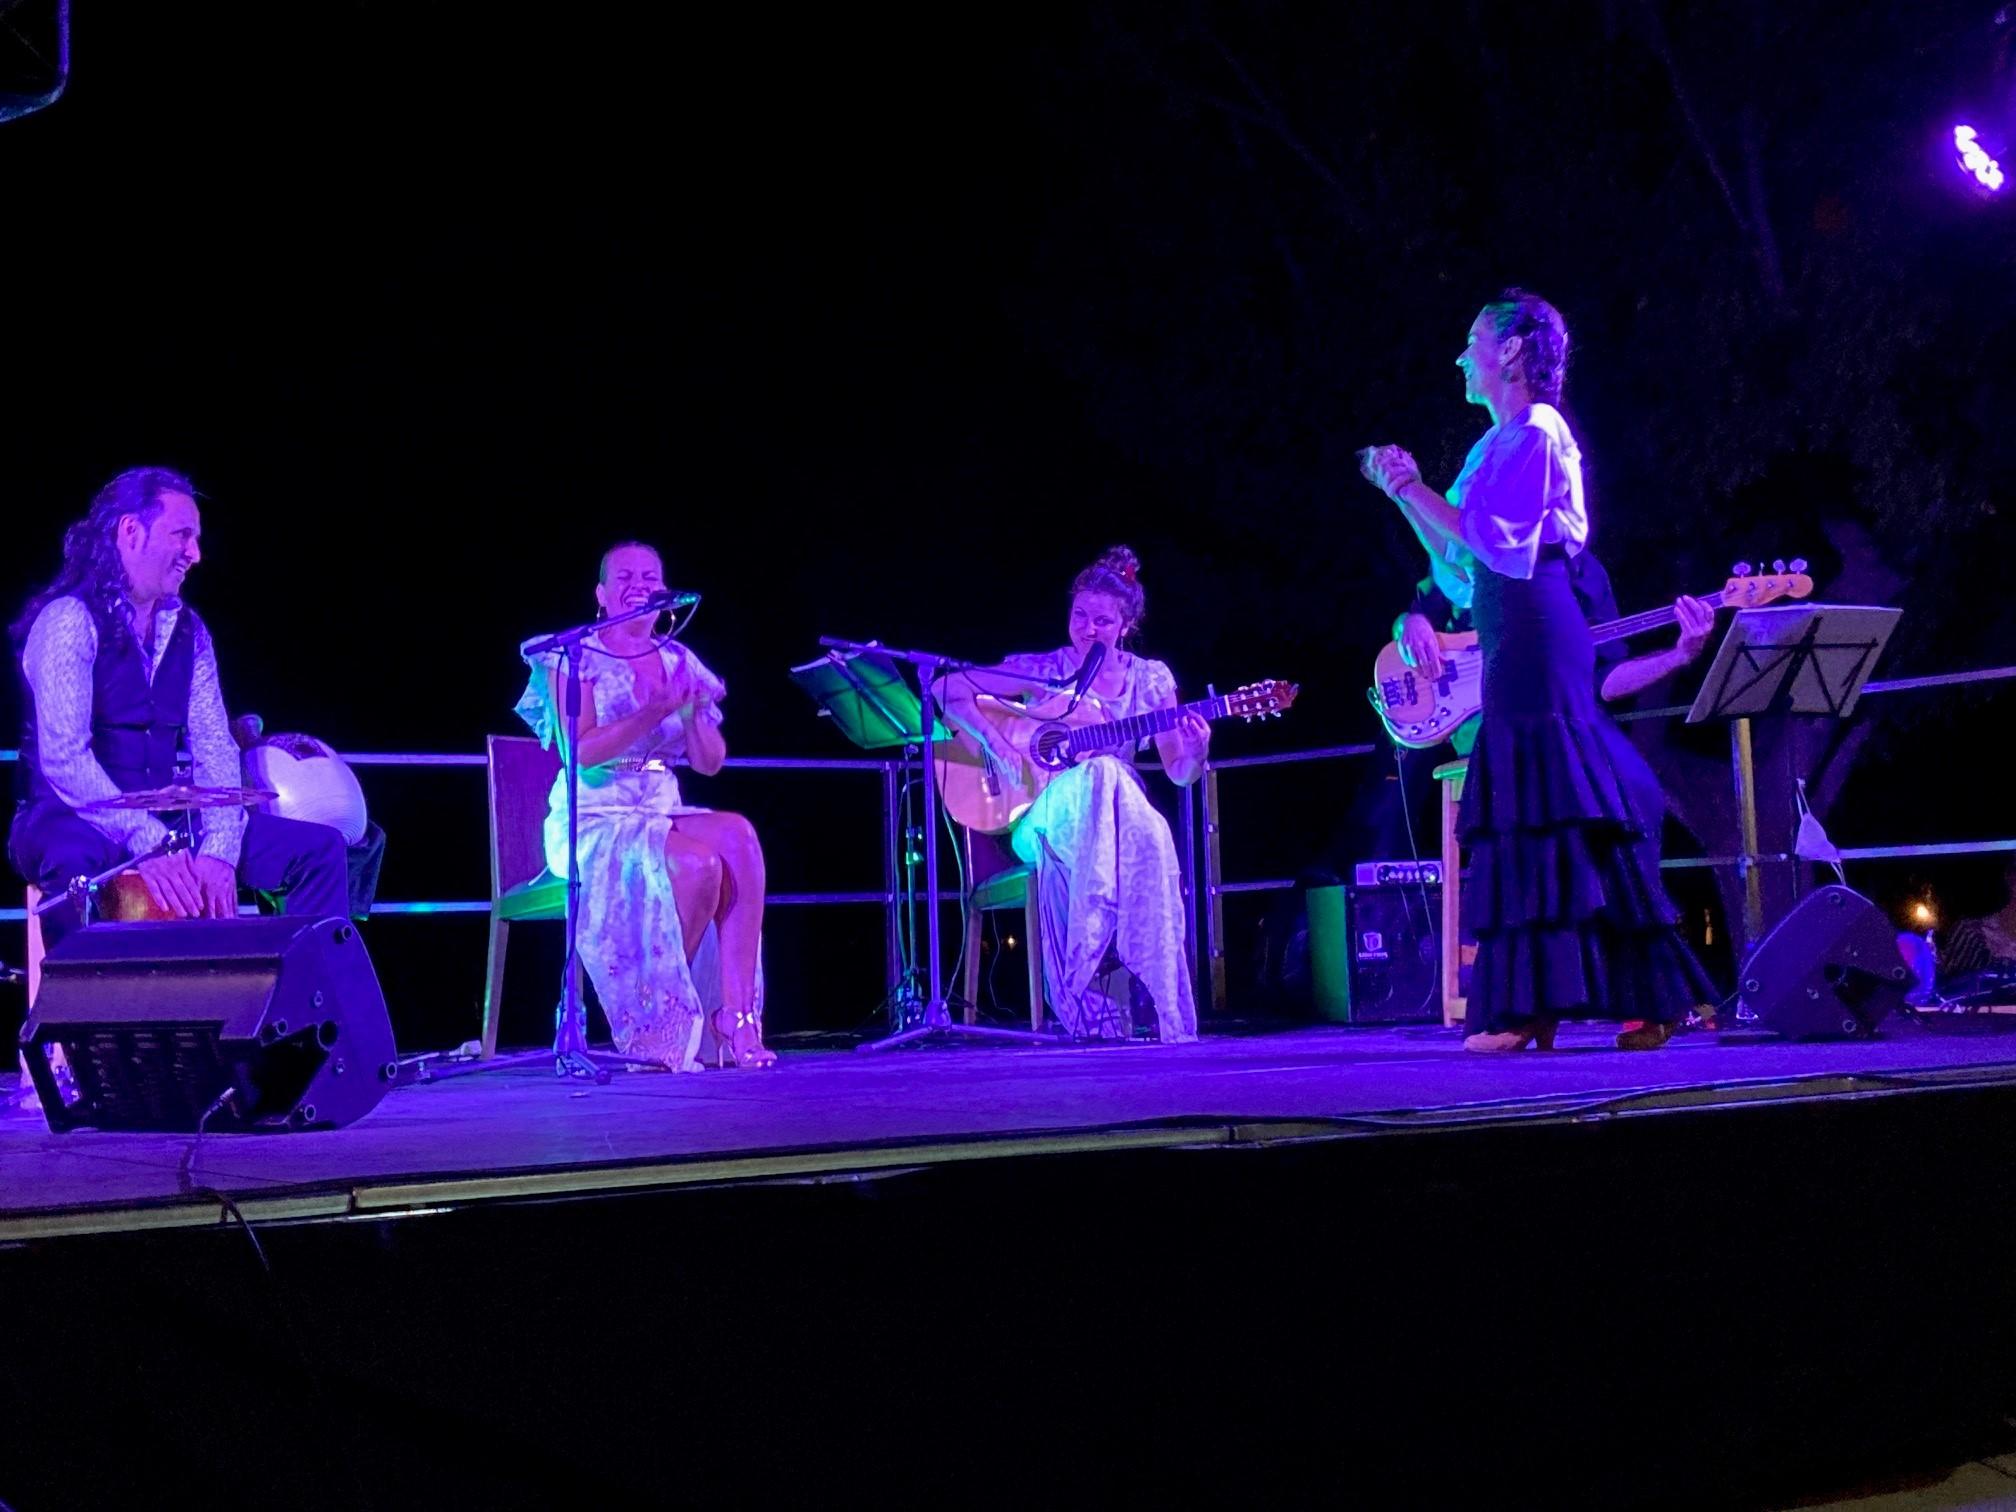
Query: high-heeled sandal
1463 1019 1558 1053
1614 1020 1676 1051
712 1007 778 1069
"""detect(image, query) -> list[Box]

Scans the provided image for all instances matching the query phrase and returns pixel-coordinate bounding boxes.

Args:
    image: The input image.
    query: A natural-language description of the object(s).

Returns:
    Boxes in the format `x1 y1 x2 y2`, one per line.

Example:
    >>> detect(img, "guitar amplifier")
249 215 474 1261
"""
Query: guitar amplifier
1353 860 1442 889
1334 881 1443 1024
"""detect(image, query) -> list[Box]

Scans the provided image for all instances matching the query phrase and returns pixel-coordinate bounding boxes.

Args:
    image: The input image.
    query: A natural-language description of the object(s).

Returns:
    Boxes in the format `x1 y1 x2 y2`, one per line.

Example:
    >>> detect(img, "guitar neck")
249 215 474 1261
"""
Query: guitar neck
1589 588 1727 647
1065 693 1231 759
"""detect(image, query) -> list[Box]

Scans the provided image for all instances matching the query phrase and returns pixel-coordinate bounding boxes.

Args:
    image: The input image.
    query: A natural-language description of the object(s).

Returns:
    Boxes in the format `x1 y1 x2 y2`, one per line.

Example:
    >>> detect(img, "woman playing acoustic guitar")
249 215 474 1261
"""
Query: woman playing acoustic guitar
941 546 1210 1043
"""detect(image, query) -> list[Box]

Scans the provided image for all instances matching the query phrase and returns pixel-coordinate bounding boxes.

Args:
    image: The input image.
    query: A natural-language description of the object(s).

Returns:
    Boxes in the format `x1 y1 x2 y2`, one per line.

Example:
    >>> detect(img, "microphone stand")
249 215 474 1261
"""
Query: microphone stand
820 636 1064 1052
417 595 682 1085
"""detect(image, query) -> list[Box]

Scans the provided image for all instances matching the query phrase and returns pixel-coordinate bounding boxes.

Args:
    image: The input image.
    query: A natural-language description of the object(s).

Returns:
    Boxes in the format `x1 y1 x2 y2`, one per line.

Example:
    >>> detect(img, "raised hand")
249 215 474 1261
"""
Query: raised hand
1359 444 1422 498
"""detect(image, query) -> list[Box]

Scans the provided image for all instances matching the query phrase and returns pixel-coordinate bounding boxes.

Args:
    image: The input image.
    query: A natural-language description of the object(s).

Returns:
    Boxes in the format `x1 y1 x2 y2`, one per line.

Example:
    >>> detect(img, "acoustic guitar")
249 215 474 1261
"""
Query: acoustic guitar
1368 562 1815 750
937 679 1299 834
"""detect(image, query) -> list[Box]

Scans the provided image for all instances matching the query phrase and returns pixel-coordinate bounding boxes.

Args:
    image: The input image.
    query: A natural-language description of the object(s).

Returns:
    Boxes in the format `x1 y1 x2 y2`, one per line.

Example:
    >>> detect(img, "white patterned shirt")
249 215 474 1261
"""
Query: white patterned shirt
19 595 245 865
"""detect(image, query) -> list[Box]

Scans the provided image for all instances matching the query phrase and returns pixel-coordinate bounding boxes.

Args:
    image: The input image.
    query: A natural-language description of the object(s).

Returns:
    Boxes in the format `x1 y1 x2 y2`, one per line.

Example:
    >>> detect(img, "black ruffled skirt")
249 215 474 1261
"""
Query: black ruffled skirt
1460 556 1716 1032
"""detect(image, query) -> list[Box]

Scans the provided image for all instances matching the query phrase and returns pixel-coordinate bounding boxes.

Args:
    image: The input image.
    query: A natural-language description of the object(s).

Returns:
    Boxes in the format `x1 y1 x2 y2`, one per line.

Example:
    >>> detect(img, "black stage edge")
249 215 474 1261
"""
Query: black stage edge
4 1064 2016 1509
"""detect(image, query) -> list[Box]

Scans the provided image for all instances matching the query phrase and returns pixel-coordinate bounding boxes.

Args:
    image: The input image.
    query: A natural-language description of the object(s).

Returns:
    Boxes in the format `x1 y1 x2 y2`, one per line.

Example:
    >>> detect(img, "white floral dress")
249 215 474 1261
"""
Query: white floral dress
514 636 760 1070
994 649 1198 1043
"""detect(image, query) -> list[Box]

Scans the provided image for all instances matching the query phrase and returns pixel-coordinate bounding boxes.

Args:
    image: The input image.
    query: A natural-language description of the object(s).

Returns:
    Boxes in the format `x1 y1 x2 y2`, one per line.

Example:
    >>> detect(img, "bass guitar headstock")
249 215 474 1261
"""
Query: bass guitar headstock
1724 557 1815 608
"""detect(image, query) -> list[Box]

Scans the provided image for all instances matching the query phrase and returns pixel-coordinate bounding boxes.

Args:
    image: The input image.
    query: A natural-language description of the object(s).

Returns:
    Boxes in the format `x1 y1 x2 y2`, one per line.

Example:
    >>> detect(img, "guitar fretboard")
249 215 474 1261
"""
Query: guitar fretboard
1590 590 1730 646
1066 694 1235 758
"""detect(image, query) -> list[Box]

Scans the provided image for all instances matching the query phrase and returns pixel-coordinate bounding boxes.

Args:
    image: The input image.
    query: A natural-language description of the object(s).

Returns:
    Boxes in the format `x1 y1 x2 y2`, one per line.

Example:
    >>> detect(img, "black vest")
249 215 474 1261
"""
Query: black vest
18 596 200 802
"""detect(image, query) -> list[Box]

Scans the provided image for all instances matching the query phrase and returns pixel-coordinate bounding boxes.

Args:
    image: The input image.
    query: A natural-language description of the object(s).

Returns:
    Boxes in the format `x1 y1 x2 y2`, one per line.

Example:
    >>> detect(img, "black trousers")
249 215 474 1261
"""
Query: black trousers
9 799 351 950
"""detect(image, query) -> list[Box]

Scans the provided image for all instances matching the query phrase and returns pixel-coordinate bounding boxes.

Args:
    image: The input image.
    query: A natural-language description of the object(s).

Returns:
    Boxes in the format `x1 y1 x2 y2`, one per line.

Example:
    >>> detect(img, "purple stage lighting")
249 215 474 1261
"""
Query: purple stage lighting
1953 125 2006 191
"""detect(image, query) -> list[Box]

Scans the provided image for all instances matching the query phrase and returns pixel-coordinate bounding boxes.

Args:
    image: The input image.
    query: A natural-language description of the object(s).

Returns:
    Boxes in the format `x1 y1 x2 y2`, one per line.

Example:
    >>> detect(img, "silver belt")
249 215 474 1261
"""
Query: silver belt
607 757 674 774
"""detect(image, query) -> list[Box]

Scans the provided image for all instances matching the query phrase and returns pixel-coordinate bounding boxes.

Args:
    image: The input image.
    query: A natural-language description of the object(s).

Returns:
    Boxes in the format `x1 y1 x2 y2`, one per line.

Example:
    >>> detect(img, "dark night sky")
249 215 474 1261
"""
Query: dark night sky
5 3 2014 1042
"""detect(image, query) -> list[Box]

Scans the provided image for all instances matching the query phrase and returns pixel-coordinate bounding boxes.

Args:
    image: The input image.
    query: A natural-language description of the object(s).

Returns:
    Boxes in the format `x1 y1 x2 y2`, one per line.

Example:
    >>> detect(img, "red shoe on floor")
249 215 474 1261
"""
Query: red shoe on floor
1614 1021 1676 1051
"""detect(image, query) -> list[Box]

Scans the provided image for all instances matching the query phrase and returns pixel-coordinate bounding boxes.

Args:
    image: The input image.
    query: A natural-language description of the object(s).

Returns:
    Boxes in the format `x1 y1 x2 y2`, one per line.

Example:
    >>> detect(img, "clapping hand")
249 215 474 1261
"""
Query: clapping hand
1358 444 1422 499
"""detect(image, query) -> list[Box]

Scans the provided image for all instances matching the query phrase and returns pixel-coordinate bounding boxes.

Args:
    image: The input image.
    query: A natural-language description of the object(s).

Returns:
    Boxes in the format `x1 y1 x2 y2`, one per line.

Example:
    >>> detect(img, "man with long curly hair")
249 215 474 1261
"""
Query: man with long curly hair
9 466 349 943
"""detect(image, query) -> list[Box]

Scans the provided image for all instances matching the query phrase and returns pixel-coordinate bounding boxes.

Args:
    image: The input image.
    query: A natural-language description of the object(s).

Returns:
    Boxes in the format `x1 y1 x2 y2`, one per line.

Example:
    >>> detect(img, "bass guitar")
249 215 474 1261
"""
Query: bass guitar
1368 561 1813 749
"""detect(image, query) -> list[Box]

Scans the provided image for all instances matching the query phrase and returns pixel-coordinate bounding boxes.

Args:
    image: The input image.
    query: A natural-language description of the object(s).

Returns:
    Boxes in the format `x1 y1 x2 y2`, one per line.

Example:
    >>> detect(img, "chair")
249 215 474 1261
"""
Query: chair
1433 757 1474 1028
958 826 1045 1033
481 734 578 1058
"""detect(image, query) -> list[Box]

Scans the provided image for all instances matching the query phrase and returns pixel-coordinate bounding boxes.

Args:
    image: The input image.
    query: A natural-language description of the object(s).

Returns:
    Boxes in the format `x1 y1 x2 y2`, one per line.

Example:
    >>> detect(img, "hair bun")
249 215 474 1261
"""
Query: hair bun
1097 544 1141 584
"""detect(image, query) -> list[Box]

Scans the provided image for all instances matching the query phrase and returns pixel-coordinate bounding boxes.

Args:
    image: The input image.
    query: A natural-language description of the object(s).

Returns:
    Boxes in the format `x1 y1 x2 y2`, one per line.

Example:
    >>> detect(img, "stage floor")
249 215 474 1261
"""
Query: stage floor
7 1018 2016 1238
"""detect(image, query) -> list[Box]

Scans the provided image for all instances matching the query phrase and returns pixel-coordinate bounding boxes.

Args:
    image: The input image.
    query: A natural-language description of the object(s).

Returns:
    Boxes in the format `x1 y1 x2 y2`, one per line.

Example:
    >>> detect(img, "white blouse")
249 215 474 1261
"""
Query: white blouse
1441 401 1589 600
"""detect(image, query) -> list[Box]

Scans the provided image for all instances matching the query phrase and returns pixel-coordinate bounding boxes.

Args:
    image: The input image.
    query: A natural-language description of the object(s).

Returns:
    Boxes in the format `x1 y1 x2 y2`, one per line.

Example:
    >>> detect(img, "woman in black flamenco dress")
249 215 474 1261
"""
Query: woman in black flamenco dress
1360 289 1716 1051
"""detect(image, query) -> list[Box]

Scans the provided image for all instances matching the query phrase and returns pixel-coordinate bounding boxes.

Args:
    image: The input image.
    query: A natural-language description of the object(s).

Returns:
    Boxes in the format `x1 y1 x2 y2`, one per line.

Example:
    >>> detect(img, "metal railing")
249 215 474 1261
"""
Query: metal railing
1196 662 2016 1011
0 749 920 990
2 658 2007 1014
0 746 1199 1015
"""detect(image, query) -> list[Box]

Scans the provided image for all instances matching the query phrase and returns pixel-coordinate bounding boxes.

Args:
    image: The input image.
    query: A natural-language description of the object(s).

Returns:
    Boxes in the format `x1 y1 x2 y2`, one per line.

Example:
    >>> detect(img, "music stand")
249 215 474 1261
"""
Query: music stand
803 638 1063 1050
790 647 946 1021
1686 603 1901 958
788 647 946 753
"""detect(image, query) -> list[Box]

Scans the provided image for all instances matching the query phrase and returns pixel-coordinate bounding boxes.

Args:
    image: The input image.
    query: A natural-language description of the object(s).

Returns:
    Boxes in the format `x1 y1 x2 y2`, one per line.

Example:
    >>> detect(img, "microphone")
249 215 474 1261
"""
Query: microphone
642 589 702 611
1053 640 1107 707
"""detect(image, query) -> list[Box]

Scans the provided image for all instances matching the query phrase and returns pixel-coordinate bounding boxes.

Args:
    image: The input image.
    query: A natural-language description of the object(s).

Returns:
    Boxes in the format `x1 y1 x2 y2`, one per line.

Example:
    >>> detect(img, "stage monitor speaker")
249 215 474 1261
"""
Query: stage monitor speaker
1737 885 1911 1040
1341 882 1441 1024
20 915 399 1132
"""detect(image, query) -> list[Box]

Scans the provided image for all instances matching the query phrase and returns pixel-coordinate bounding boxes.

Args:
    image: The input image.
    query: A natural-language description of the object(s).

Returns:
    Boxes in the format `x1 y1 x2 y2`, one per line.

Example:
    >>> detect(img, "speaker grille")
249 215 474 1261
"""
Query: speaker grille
1343 883 1442 1023
43 1024 231 1131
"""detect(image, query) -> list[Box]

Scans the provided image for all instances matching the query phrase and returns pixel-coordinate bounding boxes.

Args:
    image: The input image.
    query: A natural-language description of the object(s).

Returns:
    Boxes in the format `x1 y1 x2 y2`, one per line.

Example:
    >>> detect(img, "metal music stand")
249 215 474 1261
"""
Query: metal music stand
1686 602 1902 958
789 646 939 753
808 636 1063 1051
789 646 947 1021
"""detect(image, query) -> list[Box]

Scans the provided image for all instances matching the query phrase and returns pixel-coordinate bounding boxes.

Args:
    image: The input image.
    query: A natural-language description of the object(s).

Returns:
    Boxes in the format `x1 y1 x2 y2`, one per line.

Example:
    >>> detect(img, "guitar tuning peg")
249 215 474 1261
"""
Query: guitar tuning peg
1790 558 1807 573
1732 561 1752 577
1772 559 1786 574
